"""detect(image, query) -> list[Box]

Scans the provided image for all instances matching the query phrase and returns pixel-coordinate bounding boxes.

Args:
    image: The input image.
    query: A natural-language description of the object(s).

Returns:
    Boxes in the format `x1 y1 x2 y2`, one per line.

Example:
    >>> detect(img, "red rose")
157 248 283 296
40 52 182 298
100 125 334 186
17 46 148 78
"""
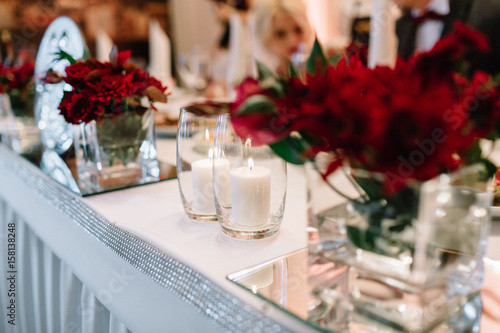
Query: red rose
64 62 93 87
58 90 100 124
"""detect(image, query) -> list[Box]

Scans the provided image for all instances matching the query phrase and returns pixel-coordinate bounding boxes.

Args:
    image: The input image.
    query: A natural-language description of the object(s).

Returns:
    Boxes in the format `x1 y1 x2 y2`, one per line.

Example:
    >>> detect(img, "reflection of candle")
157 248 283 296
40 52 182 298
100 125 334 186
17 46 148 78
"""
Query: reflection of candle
230 158 271 227
201 128 214 143
244 264 274 294
192 152 230 214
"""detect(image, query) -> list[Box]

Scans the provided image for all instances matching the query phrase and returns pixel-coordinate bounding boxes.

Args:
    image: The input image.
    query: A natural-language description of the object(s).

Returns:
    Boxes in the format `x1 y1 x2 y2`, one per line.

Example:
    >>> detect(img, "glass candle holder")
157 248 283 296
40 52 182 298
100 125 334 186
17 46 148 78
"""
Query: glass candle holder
176 106 222 222
213 114 287 239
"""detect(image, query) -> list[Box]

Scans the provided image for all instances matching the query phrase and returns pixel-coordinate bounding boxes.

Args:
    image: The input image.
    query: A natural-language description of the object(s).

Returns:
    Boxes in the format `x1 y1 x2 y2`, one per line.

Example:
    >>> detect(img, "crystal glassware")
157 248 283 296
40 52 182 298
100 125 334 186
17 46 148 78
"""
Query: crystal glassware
176 106 223 222
309 163 492 331
213 114 287 239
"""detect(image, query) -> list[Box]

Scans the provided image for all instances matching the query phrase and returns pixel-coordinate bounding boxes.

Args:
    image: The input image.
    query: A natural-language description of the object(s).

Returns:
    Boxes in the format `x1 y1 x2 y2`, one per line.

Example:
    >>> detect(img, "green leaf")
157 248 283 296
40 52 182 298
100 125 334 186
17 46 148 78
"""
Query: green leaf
82 47 91 61
260 77 285 99
235 95 277 116
306 38 328 75
53 50 77 64
256 61 275 81
298 129 323 146
329 53 343 66
288 62 299 78
463 140 482 164
269 136 310 165
479 158 497 180
353 177 383 201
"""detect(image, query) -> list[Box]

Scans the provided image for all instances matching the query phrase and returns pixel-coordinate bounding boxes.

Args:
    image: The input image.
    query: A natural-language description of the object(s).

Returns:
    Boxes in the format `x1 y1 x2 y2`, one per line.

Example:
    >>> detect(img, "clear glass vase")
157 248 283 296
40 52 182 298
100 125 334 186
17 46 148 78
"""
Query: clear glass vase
309 162 493 332
176 106 223 222
74 109 158 192
213 114 287 239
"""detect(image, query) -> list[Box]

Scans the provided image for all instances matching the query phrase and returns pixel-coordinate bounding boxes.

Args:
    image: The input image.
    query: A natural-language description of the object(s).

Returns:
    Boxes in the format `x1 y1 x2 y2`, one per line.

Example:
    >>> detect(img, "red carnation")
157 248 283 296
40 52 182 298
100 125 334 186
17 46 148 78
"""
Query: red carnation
64 62 94 87
51 48 168 124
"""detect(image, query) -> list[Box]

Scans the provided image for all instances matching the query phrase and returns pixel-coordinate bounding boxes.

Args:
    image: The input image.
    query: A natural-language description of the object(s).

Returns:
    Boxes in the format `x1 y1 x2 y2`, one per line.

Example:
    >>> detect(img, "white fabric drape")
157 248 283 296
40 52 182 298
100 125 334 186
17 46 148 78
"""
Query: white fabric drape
149 20 173 89
368 0 399 68
0 198 131 333
96 29 114 62
226 13 255 90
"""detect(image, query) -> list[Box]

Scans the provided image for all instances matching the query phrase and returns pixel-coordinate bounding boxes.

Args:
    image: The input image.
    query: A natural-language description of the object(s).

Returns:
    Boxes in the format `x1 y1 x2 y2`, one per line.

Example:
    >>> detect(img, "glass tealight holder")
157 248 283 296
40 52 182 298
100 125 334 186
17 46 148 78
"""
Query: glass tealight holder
213 114 287 239
177 106 223 222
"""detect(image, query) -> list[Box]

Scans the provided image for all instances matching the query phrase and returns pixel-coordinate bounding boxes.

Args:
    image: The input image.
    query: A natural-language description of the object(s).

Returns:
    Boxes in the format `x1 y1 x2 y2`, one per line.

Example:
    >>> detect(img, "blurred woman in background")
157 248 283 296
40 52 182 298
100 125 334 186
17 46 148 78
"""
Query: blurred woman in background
251 0 314 76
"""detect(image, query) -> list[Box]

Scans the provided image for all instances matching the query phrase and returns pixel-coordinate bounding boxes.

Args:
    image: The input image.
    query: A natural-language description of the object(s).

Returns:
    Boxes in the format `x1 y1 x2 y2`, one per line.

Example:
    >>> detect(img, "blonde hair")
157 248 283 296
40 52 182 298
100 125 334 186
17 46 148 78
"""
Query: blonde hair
252 0 313 45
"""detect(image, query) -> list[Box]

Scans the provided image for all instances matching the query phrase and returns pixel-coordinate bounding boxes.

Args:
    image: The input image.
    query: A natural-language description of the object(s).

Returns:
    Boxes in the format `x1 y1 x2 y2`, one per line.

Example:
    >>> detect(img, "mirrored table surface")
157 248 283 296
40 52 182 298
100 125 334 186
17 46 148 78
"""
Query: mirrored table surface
228 248 500 332
0 123 177 197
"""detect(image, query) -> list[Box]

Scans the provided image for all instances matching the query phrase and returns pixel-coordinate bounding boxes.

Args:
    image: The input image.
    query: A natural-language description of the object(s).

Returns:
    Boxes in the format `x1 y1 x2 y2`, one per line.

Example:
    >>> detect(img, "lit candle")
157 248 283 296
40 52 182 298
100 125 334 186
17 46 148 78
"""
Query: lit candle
191 150 230 214
230 158 271 227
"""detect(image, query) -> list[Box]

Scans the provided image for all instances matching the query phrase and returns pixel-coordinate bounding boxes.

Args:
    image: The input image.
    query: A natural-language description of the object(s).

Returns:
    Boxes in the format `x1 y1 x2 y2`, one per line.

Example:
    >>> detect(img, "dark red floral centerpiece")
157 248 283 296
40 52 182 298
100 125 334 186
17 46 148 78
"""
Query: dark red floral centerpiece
47 46 168 190
0 52 35 117
228 22 500 331
231 22 500 190
47 47 168 124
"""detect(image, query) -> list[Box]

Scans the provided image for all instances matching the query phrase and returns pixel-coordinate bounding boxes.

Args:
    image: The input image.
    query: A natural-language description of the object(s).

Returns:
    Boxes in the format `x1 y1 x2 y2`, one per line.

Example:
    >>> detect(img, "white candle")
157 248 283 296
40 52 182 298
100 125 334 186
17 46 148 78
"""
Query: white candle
192 157 230 214
230 159 271 227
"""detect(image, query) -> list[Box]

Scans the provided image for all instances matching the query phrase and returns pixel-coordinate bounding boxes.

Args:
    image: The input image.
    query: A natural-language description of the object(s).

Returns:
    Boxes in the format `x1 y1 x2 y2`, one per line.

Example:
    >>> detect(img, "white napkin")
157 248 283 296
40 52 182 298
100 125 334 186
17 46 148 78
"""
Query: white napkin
149 20 173 89
368 0 399 68
226 13 254 90
95 29 114 62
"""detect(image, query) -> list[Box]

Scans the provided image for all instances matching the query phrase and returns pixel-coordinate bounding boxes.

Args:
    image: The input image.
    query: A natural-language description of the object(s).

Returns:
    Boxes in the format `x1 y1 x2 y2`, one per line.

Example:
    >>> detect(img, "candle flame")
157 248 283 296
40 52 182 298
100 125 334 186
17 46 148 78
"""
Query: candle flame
245 138 252 148
205 129 210 141
248 158 254 171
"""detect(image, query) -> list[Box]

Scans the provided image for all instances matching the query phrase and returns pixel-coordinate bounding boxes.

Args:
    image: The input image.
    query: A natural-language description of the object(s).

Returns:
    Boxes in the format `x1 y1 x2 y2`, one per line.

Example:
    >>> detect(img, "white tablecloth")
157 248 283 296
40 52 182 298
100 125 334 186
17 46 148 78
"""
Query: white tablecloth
0 141 315 333
84 139 308 289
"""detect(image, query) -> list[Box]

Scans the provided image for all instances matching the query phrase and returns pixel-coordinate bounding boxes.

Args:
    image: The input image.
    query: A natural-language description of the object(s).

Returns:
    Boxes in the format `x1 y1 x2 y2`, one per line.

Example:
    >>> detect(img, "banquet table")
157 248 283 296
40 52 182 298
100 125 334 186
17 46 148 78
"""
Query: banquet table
0 134 318 333
1 134 500 333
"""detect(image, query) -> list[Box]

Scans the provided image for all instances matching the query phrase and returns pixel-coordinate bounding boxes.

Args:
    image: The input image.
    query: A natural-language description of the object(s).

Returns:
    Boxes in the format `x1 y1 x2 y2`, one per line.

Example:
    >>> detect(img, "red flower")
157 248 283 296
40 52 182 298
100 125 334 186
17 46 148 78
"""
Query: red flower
0 62 34 91
231 77 262 109
64 61 94 87
53 48 168 124
41 69 64 84
459 71 500 140
230 22 500 191
109 46 132 69
59 90 101 124
454 21 490 53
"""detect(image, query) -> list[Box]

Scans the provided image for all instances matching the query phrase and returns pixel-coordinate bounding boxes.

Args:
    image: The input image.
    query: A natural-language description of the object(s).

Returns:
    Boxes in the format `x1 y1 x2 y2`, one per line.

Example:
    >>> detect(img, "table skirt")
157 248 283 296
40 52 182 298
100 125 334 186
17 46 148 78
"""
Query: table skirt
0 198 131 333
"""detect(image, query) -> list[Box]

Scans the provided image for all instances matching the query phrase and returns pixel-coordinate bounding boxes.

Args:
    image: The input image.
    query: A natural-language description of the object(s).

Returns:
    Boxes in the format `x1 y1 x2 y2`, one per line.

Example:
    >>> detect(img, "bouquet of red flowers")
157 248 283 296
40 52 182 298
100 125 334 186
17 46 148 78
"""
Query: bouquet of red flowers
44 47 169 170
229 23 500 329
46 46 168 125
230 22 500 193
0 57 35 117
